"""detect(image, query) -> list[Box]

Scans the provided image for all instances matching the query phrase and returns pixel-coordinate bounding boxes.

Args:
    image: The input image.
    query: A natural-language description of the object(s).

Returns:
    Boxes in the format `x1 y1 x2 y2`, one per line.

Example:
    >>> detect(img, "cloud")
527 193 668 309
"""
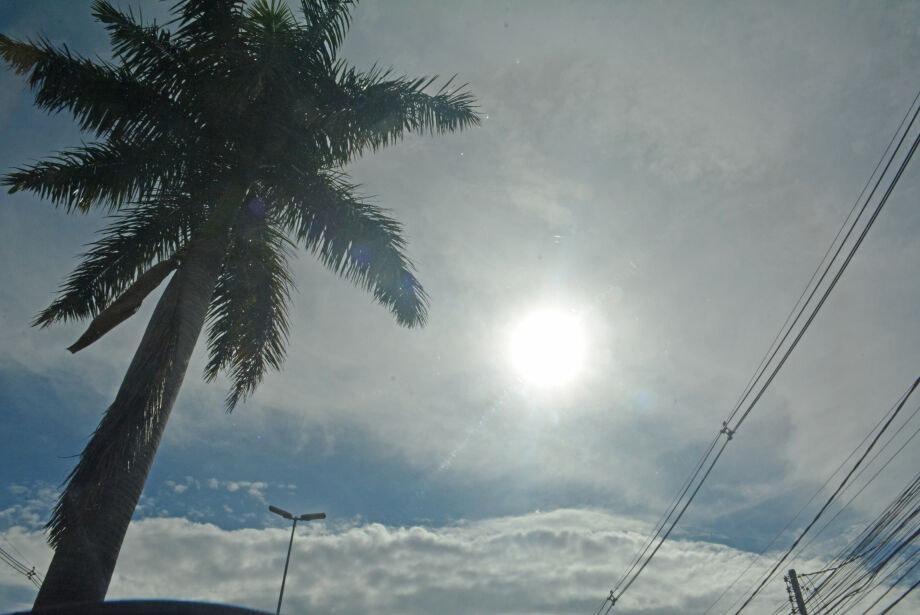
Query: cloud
0 483 58 531
246 482 267 502
166 481 188 495
203 479 271 503
2 7 920 610
0 525 52 612
1 508 828 615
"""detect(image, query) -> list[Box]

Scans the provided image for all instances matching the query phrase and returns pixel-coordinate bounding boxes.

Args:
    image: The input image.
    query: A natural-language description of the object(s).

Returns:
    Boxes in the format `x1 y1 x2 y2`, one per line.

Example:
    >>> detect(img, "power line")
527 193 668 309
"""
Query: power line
0 544 42 588
730 377 920 614
619 438 731 598
791 403 920 564
812 472 920 613
874 572 920 614
739 378 920 614
701 394 902 615
593 85 920 614
611 432 723 595
735 378 920 615
735 397 920 615
729 106 920 434
799 481 920 615
723 84 920 430
0 532 36 573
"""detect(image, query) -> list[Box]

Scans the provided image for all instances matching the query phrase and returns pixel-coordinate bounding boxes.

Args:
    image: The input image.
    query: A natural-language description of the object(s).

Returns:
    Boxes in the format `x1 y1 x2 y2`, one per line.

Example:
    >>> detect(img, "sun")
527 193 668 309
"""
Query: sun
509 308 586 387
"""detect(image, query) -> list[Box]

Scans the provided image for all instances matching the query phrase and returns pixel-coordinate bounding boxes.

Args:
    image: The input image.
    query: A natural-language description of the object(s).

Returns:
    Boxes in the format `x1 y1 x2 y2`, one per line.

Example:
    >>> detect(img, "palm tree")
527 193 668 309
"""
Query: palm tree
0 0 478 607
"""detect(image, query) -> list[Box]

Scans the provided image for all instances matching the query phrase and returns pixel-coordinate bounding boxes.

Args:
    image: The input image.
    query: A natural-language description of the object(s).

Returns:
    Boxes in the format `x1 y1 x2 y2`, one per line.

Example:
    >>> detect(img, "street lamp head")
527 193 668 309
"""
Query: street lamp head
296 512 326 521
269 505 293 520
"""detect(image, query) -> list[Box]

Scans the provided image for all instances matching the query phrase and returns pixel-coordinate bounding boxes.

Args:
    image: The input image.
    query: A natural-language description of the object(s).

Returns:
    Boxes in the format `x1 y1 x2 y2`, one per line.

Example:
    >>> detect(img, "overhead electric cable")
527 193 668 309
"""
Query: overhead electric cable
617 439 732 598
813 479 920 615
750 393 920 614
799 574 832 615
716 399 920 615
731 377 920 614
594 86 920 614
731 396 920 615
0 545 42 588
611 432 723 595
721 396 920 613
0 533 36 574
0 547 31 576
593 593 613 615
713 102 920 615
875 575 920 615
723 84 920 429
711 89 920 615
839 552 920 614
805 485 920 615
729 105 920 434
799 566 844 578
792 403 920 565
702 394 903 615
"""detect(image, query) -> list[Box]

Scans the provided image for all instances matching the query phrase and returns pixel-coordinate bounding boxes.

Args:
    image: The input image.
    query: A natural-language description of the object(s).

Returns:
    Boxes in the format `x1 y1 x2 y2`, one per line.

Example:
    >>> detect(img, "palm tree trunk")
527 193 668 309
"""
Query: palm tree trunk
33 230 229 608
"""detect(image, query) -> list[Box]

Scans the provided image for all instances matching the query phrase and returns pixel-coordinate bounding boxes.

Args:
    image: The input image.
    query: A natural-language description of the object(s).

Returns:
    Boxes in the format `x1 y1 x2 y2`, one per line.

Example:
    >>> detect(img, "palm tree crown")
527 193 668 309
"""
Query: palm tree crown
1 0 478 606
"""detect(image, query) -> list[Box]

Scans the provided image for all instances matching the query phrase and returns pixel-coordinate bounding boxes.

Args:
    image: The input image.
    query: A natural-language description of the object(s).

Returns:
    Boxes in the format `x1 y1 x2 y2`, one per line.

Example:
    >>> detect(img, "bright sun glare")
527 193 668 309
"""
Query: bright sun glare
510 308 586 388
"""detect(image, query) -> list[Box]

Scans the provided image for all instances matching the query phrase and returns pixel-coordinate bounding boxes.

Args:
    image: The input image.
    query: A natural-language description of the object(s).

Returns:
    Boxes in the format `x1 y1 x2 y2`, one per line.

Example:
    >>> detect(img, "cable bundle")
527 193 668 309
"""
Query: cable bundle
0 543 42 589
593 86 920 614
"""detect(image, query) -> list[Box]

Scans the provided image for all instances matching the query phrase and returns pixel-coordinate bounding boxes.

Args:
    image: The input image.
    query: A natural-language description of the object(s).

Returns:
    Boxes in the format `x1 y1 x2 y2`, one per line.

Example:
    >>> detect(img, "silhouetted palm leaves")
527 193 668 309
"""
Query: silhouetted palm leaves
1 0 477 605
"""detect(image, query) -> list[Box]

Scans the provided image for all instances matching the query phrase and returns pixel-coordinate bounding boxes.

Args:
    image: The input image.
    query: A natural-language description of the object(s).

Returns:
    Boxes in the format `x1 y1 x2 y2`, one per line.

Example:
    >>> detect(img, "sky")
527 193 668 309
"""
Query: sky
1 1 920 614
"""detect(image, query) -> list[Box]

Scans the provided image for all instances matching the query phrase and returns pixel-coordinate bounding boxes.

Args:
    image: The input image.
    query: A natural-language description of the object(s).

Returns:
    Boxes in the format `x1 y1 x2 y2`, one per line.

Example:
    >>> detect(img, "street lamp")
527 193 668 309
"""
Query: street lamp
268 505 325 615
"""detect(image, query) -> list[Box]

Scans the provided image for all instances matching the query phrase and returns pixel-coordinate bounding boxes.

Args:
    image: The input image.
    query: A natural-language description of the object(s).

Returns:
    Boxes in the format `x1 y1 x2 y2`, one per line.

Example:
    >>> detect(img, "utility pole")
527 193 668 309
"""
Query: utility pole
787 569 809 615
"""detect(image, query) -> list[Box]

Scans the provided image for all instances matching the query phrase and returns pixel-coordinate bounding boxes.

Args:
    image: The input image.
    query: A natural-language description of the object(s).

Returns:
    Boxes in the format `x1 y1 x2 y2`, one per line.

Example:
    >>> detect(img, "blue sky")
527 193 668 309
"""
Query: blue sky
2 1 920 614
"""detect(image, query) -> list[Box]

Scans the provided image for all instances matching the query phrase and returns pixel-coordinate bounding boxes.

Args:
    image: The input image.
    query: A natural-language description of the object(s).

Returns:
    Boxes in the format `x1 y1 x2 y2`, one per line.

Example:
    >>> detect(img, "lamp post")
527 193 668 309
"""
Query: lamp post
268 505 325 615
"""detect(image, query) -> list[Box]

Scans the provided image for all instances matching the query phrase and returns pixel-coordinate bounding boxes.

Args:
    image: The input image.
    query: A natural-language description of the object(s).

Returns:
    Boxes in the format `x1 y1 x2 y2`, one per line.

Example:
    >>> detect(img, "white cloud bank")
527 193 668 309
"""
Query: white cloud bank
1 508 817 615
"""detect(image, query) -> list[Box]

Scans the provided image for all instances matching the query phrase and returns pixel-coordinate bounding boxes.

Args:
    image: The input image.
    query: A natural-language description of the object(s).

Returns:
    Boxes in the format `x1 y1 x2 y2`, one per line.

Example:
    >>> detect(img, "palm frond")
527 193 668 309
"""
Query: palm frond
316 66 480 163
297 0 354 67
91 1 194 98
2 136 184 213
205 209 293 410
0 33 186 141
67 257 178 353
0 33 43 75
269 169 428 327
33 199 196 328
231 0 301 108
247 0 298 31
170 0 247 52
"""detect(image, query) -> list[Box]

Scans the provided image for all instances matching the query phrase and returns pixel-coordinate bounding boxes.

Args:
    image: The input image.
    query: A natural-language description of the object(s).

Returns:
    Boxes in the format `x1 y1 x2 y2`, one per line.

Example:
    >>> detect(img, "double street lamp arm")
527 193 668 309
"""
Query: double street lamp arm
269 505 325 615
270 505 326 522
